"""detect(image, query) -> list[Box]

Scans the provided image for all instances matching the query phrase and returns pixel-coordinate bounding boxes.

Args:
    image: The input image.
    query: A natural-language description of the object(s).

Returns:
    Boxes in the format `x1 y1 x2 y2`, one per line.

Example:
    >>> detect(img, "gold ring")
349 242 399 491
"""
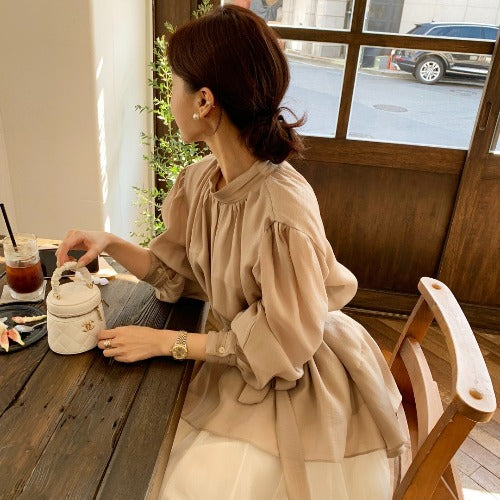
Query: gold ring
103 339 112 349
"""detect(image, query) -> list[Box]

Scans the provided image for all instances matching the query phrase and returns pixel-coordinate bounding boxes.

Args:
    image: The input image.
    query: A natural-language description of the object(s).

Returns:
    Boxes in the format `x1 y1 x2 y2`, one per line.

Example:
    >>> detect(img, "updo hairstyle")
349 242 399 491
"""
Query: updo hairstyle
167 5 305 164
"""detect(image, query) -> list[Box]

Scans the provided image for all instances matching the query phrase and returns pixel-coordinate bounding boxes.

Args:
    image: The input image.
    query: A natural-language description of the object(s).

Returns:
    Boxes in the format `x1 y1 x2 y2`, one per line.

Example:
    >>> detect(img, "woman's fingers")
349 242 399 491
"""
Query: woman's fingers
97 339 112 350
76 247 99 269
99 341 131 362
97 332 121 358
102 347 120 358
56 229 105 268
97 329 113 341
96 326 157 363
97 329 116 348
56 230 87 266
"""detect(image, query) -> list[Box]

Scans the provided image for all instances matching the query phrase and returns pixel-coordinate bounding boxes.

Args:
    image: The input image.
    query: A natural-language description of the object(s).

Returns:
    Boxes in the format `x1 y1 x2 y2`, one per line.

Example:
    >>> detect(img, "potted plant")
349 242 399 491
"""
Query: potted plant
132 1 212 246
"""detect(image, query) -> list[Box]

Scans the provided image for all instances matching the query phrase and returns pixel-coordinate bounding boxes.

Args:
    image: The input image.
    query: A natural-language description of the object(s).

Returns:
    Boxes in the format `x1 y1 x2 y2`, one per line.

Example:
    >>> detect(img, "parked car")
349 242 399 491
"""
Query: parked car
391 22 499 84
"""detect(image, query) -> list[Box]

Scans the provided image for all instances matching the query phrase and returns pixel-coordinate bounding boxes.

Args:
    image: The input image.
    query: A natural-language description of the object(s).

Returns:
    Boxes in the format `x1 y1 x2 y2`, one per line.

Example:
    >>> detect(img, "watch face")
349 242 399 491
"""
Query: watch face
172 345 188 359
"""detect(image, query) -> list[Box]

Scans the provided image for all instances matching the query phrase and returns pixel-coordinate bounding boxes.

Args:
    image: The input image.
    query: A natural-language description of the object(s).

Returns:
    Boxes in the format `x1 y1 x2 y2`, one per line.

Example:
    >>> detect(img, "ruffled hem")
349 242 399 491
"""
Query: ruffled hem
183 310 408 462
158 419 392 500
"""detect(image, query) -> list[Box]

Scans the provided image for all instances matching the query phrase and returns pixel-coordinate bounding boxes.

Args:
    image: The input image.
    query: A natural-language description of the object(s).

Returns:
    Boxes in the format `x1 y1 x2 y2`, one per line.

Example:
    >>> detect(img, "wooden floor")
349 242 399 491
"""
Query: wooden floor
346 309 500 499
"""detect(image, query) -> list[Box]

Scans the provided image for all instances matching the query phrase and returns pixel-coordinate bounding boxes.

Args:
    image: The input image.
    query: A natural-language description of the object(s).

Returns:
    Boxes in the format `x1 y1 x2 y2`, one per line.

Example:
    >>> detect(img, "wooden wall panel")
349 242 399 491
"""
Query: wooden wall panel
438 30 500 308
304 138 466 175
154 2 191 38
292 159 460 294
440 177 500 306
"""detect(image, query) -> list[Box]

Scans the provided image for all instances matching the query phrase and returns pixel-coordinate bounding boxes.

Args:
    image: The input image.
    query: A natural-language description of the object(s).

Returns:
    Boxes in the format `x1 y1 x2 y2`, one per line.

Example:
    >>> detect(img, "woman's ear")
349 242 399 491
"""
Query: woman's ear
197 87 216 118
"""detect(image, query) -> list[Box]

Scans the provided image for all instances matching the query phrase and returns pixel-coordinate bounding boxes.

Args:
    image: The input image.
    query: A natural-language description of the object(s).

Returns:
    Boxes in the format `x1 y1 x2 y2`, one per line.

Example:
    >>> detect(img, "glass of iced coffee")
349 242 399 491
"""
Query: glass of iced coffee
3 233 44 300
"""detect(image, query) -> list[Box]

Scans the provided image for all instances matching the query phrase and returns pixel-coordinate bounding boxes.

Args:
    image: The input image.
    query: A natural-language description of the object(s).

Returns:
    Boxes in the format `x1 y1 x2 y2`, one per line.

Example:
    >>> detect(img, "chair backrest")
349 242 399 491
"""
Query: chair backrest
388 277 496 500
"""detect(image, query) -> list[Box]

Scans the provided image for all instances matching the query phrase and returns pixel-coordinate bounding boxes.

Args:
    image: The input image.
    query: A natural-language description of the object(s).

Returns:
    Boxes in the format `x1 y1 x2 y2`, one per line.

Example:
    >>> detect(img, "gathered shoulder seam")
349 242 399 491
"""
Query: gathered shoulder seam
262 219 327 260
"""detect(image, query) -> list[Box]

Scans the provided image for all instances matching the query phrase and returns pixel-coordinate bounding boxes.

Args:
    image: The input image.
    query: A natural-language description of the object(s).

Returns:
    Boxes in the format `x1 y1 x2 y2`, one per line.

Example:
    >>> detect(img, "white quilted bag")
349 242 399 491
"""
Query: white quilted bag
46 261 106 354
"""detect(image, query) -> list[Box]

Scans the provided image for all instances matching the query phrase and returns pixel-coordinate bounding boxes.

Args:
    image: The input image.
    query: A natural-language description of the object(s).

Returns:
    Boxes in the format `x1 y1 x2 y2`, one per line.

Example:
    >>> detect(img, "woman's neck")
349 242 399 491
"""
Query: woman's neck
205 116 258 190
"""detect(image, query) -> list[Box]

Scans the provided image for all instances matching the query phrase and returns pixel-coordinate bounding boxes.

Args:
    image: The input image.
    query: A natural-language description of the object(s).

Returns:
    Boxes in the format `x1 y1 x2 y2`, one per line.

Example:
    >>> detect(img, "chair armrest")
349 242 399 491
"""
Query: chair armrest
418 277 496 421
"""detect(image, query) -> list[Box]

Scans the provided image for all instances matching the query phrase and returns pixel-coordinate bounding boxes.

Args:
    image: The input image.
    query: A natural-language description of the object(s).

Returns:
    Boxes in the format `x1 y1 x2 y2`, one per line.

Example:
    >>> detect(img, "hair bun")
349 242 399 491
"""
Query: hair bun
244 106 305 164
272 110 285 125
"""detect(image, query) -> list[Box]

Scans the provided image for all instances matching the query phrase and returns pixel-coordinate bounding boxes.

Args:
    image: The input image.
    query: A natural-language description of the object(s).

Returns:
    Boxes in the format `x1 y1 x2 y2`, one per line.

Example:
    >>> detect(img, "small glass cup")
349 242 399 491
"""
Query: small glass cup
3 233 44 301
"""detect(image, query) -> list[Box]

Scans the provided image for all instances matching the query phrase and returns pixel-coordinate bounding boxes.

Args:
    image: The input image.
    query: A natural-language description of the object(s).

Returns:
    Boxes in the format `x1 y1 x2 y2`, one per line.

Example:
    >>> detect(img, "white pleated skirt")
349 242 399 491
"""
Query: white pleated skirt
158 419 391 500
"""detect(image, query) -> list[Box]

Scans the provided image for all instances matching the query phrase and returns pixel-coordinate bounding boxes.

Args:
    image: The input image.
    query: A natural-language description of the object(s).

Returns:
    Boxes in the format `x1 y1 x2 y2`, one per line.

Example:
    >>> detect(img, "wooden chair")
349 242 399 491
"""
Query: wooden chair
386 277 496 499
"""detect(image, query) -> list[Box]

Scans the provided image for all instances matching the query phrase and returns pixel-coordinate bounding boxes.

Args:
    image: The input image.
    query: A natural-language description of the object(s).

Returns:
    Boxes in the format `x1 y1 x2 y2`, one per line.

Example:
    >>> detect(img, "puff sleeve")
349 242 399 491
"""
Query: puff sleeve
205 222 355 390
142 169 206 302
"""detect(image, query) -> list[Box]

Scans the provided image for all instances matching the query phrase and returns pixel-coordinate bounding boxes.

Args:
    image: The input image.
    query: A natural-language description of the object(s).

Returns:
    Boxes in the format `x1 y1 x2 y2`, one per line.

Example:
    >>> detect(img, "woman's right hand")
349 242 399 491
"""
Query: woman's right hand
56 229 112 268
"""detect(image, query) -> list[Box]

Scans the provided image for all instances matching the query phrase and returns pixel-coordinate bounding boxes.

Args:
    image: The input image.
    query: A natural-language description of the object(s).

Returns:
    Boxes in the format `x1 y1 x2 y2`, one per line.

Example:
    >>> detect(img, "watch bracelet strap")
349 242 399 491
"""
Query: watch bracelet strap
173 330 188 352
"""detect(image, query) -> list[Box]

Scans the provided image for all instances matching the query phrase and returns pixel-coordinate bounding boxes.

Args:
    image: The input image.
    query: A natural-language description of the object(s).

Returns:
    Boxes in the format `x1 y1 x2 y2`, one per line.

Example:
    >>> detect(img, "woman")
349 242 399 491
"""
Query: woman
56 6 407 499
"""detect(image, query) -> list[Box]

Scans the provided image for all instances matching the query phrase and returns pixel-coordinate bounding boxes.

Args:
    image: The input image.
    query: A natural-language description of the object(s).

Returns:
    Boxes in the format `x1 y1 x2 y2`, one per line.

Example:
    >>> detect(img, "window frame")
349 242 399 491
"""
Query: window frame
272 0 496 143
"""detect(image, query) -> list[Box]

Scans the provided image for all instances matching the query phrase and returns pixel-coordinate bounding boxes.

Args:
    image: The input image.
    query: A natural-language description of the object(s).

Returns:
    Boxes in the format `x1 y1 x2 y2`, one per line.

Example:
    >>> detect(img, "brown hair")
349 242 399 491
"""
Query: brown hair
167 5 305 164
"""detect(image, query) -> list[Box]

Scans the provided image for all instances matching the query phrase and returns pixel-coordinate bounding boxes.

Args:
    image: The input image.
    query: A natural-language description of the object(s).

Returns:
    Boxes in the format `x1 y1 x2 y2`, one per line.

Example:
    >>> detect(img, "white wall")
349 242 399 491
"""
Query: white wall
0 0 152 241
400 0 500 34
90 0 153 239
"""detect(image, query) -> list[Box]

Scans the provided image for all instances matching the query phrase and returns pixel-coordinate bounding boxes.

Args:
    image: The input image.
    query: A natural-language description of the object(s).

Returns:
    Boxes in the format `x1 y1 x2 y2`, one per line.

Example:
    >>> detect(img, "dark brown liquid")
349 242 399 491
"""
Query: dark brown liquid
6 261 43 293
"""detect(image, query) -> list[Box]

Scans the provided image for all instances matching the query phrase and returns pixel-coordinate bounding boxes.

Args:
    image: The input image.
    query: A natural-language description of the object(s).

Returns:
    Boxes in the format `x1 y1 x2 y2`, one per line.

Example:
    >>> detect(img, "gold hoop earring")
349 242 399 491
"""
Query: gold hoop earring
193 113 200 121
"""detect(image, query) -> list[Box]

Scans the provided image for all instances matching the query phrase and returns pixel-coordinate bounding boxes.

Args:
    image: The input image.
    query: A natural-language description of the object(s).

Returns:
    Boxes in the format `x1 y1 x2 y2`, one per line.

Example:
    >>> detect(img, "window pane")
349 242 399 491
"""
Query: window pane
364 0 499 39
348 46 490 148
283 41 346 137
222 0 353 30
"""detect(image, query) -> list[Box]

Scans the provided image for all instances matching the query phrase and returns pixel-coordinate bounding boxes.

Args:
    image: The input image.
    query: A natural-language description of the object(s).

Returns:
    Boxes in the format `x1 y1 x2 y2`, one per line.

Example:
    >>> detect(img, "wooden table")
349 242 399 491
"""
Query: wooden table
0 247 205 499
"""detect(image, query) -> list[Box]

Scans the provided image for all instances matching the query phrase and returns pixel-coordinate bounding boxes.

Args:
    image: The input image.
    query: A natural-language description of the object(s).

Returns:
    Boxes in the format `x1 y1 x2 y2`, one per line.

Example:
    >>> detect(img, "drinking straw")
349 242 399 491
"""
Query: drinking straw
0 203 17 250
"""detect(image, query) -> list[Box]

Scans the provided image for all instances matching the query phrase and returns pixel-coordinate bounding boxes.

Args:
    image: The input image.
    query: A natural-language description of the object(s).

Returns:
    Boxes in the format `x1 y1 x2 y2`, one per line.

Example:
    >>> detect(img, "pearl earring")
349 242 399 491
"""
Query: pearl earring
193 113 200 121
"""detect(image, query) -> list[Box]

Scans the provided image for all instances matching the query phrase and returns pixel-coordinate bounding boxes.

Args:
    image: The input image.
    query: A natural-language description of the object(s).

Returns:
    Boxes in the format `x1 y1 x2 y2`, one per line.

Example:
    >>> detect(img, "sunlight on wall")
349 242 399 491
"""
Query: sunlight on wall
95 57 111 217
95 56 110 228
97 88 109 204
89 0 153 242
96 58 104 80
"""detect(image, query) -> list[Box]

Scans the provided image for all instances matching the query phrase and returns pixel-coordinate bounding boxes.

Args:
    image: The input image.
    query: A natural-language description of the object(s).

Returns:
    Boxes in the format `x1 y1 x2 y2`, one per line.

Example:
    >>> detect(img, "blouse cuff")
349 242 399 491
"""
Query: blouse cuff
141 251 185 302
205 330 238 365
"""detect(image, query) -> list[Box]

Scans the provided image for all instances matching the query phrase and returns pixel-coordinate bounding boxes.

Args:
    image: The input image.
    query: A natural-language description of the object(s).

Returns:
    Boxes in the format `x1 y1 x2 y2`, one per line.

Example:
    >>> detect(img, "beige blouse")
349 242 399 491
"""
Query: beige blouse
143 154 408 499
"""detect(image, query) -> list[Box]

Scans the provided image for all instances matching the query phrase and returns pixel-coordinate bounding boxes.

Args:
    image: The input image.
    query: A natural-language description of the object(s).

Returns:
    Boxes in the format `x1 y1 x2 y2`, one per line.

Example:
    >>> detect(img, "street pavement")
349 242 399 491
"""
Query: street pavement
285 59 485 149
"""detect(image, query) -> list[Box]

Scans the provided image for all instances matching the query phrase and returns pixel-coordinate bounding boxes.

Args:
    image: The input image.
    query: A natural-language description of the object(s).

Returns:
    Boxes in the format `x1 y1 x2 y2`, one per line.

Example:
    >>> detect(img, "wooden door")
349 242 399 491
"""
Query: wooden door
438 39 500 328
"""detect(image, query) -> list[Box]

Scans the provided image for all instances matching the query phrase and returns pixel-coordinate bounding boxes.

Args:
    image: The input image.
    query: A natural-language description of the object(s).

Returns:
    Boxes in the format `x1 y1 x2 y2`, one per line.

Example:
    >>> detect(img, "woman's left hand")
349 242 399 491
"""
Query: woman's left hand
97 326 171 363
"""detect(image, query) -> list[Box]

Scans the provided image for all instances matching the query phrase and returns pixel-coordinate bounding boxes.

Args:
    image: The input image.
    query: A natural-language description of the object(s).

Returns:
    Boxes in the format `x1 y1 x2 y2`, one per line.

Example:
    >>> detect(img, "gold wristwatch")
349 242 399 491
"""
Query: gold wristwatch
171 330 188 360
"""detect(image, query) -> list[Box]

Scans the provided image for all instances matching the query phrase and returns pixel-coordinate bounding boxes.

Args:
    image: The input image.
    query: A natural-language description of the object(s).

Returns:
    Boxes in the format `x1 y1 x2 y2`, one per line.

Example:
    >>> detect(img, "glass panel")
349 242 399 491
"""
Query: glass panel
283 41 347 137
348 46 490 148
221 0 353 30
364 0 499 39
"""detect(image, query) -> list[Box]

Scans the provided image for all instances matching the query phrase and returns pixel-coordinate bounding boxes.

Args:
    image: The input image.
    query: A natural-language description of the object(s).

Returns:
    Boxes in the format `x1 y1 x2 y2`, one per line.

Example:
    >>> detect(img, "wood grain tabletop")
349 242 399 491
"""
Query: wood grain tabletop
0 242 205 499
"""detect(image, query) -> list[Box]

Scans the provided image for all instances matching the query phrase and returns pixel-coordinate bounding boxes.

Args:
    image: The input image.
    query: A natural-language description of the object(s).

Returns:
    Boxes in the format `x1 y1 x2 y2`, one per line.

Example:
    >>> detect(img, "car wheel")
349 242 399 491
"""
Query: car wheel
415 56 445 84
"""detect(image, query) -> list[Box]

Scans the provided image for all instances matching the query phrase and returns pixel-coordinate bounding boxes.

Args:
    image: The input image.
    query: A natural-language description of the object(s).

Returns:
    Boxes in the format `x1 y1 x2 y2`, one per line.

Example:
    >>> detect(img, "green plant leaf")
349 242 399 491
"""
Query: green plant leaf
133 2 212 245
